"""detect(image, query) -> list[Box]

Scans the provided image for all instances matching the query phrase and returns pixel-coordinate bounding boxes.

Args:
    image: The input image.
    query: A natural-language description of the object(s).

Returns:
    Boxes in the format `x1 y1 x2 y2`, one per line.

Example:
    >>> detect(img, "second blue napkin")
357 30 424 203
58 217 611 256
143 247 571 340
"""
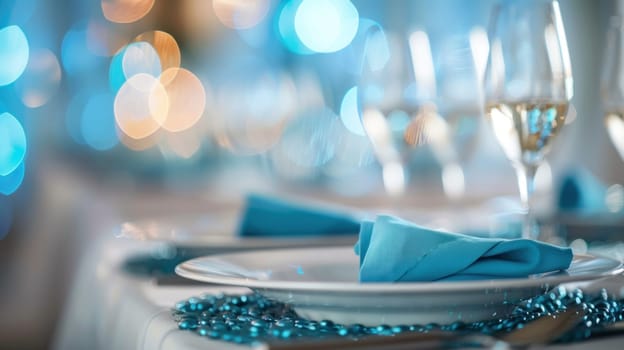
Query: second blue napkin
238 194 361 237
355 215 573 282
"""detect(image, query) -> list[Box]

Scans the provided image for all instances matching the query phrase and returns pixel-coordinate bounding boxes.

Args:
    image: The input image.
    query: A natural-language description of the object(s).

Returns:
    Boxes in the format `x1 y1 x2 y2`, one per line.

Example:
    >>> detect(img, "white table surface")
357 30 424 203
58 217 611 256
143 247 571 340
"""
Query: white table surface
51 236 260 350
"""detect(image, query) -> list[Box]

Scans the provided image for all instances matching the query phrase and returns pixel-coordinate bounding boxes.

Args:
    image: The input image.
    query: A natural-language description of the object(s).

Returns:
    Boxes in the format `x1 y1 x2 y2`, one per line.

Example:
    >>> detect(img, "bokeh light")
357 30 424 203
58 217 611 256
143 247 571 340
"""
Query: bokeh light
109 48 126 92
81 93 119 150
0 112 27 176
101 0 155 24
109 41 161 92
0 162 25 195
277 0 313 55
0 0 38 27
133 31 180 84
61 22 105 75
213 0 270 29
114 73 168 139
0 25 29 86
294 0 359 53
123 42 161 78
15 48 62 108
339 86 365 136
158 68 206 133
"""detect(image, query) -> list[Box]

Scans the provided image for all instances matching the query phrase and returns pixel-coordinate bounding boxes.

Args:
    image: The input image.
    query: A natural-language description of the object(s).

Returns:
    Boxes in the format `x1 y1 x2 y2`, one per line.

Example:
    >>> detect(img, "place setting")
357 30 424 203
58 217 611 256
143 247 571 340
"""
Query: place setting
7 0 624 349
165 1 624 348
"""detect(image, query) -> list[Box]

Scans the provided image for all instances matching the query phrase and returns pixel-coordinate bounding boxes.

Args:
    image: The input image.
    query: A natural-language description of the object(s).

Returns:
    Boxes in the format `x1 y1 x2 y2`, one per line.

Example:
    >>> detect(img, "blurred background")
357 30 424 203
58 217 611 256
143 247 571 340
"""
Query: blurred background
0 0 623 348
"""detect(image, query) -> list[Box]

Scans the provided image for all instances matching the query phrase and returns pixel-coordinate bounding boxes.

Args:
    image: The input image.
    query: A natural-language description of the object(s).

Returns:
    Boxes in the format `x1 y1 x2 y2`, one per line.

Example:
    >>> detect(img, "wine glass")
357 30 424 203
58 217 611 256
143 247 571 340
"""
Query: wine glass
358 25 482 198
483 0 573 239
602 16 624 162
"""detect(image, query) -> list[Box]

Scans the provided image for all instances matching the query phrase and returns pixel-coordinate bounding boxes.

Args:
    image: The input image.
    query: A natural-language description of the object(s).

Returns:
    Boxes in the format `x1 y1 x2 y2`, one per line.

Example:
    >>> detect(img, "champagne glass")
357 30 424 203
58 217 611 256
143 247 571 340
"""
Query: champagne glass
358 25 482 198
602 16 624 162
483 0 573 239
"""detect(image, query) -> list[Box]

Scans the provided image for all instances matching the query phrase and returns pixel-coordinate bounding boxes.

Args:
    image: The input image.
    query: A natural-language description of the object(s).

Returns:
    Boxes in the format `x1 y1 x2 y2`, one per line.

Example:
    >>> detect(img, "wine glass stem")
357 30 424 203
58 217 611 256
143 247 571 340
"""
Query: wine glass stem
516 165 539 239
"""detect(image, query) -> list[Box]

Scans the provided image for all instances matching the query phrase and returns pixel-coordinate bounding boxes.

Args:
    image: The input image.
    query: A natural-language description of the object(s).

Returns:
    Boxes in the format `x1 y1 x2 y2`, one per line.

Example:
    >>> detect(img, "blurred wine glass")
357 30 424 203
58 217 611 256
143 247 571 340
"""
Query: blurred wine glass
602 16 624 163
358 25 483 198
483 0 573 239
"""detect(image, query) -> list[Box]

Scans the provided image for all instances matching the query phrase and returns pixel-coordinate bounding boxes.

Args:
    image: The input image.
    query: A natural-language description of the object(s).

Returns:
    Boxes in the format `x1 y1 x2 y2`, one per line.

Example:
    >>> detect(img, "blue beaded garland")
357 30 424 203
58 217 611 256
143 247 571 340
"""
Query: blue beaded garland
173 288 624 346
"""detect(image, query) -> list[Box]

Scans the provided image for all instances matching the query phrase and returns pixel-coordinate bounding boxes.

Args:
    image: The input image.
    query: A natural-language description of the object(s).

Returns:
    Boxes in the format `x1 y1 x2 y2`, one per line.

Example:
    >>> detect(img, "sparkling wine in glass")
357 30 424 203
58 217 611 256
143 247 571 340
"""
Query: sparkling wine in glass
483 0 573 238
602 16 624 161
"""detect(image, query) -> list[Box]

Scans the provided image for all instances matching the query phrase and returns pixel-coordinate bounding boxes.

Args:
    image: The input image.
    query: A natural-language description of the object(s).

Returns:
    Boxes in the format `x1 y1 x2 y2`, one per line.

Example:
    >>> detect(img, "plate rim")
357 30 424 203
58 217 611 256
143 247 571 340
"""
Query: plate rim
175 246 624 294
117 217 358 247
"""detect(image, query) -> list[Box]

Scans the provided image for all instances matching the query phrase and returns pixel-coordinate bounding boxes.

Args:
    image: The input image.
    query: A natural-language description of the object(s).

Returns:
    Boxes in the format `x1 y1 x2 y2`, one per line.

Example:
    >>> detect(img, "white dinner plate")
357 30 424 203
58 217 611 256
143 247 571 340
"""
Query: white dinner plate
176 246 624 326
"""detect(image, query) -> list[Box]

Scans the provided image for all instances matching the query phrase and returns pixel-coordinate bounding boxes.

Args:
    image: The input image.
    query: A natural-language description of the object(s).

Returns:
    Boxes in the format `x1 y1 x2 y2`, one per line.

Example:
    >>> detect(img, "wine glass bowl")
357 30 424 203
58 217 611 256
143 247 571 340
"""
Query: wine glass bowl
602 16 624 162
358 26 483 198
483 0 573 238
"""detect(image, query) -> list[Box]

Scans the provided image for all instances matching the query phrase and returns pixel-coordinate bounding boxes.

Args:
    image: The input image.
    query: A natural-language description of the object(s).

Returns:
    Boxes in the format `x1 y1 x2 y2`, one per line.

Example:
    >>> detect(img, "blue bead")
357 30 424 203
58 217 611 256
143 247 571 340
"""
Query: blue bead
425 323 439 330
173 290 624 346
251 319 267 327
320 320 334 328
275 319 293 328
233 335 245 343
208 330 221 339
178 320 197 330
391 325 405 333
175 302 187 312
448 322 464 331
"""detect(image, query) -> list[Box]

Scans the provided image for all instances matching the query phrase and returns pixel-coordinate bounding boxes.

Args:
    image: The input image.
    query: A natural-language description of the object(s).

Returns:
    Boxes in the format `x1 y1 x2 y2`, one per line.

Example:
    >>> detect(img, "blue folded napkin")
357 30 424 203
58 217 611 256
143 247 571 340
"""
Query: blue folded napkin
237 194 361 237
355 215 573 282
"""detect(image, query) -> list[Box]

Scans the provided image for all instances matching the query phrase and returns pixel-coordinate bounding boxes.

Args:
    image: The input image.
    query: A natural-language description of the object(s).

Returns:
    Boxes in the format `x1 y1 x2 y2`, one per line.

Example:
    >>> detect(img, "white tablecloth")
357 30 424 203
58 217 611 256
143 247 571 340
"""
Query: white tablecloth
51 234 624 350
52 237 260 350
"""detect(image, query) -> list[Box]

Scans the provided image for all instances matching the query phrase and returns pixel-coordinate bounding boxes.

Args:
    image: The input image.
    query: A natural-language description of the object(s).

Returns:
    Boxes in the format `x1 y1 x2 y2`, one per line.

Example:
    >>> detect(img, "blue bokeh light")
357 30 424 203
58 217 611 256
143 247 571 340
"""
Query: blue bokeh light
81 93 119 151
294 0 359 53
61 23 104 76
0 112 27 176
0 162 25 195
0 0 38 26
339 86 366 136
0 25 29 86
277 0 313 55
109 49 126 92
